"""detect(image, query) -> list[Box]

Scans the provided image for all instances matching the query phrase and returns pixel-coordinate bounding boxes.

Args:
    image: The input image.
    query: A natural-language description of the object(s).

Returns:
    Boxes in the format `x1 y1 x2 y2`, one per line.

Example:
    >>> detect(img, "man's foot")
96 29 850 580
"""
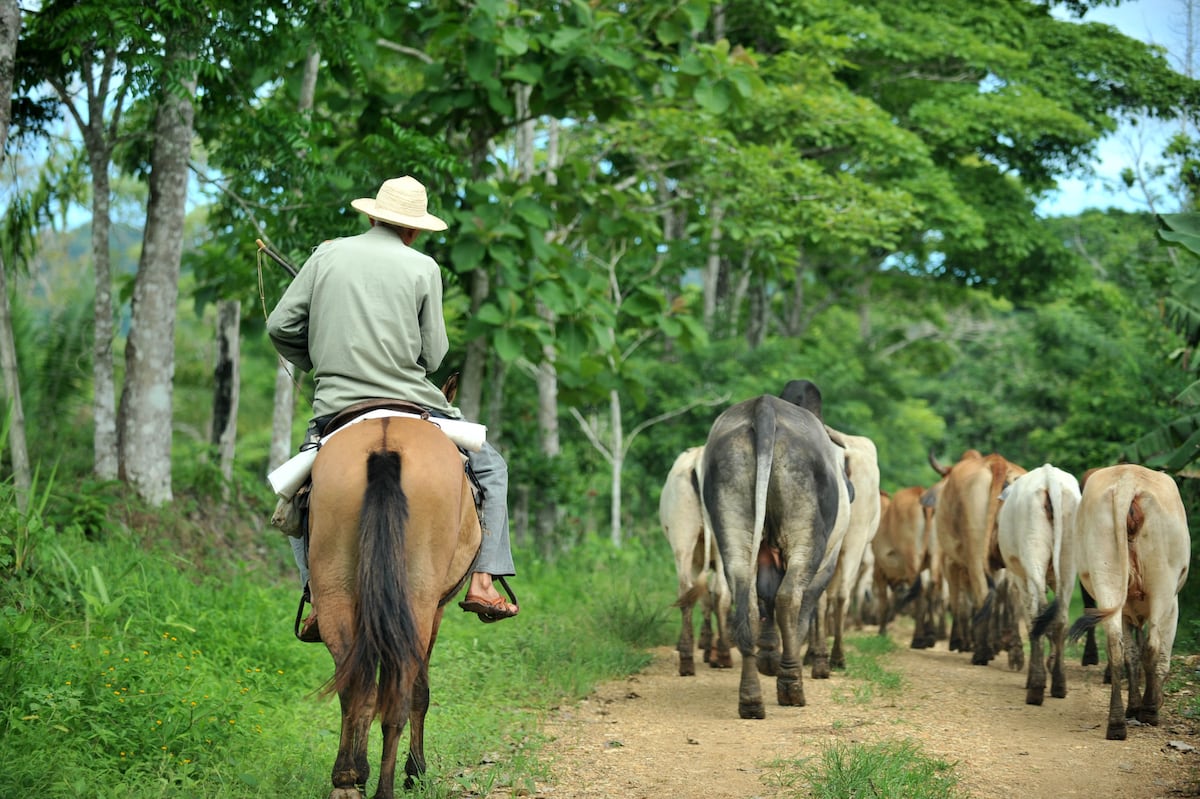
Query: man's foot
459 574 519 623
294 584 322 642
298 611 322 643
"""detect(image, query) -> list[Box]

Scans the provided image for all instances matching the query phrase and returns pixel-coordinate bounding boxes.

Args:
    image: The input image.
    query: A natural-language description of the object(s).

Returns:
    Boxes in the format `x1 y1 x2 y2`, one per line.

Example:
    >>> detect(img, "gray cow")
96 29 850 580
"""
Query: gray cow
700 380 852 719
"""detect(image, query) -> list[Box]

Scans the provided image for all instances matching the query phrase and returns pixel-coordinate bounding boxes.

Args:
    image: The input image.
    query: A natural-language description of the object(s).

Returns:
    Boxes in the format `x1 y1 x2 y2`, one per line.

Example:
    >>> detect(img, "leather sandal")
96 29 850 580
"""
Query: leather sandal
458 576 519 623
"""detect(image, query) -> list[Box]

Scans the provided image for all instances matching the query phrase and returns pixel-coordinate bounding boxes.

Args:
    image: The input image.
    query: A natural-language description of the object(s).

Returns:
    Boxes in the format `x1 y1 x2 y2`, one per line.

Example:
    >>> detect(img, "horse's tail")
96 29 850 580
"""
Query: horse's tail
334 449 423 722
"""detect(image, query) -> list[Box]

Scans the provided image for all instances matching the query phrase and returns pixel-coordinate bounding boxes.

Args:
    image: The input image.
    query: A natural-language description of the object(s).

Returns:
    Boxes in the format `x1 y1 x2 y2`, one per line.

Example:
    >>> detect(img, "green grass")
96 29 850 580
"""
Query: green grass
799 740 966 799
0 498 677 798
763 633 965 798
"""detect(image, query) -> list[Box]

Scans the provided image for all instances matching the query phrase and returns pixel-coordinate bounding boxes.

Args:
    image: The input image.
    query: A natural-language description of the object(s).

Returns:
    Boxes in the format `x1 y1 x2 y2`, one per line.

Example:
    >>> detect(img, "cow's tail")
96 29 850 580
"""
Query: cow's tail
1068 605 1119 643
1069 472 1137 641
728 399 776 649
895 575 923 611
751 398 775 570
689 465 713 585
1041 470 1070 638
1032 595 1059 639
984 458 1009 572
1048 478 1066 608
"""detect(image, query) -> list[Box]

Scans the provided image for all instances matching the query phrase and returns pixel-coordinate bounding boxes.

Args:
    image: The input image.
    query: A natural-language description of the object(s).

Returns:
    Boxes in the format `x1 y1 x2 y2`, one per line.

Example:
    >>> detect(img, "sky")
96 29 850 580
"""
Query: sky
1038 0 1193 216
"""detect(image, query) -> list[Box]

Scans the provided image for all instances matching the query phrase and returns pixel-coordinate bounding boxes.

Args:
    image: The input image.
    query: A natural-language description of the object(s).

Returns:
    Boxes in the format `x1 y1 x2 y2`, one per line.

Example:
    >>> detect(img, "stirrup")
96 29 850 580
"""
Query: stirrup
294 583 320 643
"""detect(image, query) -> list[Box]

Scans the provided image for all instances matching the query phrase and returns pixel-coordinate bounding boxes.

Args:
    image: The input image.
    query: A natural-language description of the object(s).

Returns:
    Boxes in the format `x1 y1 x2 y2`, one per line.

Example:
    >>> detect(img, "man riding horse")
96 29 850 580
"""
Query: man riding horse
267 175 519 640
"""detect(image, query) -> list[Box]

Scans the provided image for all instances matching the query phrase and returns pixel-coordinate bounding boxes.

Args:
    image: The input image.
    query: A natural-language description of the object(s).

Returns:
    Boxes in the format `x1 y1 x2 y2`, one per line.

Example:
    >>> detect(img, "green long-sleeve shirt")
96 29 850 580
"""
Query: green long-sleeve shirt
266 224 461 419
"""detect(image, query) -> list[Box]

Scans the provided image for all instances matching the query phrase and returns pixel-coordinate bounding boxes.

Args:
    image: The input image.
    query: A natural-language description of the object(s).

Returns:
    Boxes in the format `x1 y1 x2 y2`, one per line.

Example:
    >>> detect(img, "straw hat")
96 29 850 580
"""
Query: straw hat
350 176 448 232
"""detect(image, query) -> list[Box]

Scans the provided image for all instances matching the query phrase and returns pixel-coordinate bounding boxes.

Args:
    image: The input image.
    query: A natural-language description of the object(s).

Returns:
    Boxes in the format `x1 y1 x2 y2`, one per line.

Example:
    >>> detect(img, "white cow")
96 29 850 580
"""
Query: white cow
660 446 732 676
1069 464 1191 740
810 432 881 676
997 463 1081 705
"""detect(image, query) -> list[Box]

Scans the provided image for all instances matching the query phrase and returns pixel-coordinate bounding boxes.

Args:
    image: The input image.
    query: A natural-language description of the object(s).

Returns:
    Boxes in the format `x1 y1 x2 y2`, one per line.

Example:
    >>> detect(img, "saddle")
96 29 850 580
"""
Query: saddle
319 397 436 437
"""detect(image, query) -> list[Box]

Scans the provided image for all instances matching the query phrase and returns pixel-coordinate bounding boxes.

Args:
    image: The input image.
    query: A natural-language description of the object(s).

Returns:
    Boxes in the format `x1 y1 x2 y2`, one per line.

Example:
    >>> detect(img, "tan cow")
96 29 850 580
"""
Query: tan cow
872 485 941 649
997 463 1081 705
929 449 1027 665
1069 464 1190 740
660 446 732 676
809 432 881 676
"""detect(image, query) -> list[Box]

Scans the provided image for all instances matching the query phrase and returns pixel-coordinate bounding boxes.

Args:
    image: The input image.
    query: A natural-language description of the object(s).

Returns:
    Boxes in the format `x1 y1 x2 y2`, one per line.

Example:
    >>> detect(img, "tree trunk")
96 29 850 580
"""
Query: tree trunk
0 0 30 510
118 56 196 505
269 363 298 470
89 152 119 480
702 203 724 332
268 38 321 470
211 299 240 489
608 388 624 547
0 257 30 511
458 270 488 424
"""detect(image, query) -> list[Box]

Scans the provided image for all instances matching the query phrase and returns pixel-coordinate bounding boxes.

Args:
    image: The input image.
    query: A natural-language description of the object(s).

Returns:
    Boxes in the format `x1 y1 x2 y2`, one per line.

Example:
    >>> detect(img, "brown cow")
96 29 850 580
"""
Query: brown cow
1069 464 1190 740
929 449 1026 665
872 485 940 649
660 446 732 676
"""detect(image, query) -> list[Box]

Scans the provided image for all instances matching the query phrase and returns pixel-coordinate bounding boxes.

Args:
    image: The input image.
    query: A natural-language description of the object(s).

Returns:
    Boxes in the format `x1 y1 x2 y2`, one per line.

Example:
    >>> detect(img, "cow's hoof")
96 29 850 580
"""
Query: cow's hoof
1106 722 1128 741
678 657 695 677
739 701 766 719
1051 683 1067 699
777 678 806 707
1025 688 1044 706
709 651 733 669
811 658 831 680
757 651 780 677
1137 709 1160 726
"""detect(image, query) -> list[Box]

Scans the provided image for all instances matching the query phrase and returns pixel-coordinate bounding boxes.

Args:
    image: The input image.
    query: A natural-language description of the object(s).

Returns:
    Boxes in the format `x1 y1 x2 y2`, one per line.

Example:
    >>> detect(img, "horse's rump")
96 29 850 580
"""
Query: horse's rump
307 416 482 719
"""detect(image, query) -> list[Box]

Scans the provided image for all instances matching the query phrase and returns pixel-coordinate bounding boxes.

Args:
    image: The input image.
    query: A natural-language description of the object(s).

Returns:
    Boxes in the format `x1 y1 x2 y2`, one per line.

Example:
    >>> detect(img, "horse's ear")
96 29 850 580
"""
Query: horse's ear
441 371 460 403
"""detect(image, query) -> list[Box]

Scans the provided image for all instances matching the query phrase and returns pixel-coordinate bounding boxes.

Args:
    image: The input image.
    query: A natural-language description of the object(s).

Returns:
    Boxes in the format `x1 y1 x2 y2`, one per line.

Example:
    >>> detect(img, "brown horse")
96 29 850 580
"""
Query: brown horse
307 414 481 799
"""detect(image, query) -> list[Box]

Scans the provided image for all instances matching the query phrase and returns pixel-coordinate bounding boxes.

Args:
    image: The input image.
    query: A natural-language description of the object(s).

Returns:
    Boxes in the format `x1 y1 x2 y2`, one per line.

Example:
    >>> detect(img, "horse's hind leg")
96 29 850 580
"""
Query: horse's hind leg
331 685 373 798
403 661 431 789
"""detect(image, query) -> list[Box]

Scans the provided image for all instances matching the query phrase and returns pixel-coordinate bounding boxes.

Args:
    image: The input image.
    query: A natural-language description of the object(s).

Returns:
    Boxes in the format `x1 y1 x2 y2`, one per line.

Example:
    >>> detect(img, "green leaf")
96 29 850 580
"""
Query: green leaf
1176 380 1200 407
451 237 486 272
1157 213 1200 258
503 62 544 84
466 43 497 84
500 28 530 57
475 303 507 325
693 78 732 114
493 328 523 361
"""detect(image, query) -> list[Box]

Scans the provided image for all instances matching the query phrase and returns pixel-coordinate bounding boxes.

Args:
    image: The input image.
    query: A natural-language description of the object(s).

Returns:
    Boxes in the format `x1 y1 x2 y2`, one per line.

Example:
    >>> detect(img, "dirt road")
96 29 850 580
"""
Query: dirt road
532 622 1200 798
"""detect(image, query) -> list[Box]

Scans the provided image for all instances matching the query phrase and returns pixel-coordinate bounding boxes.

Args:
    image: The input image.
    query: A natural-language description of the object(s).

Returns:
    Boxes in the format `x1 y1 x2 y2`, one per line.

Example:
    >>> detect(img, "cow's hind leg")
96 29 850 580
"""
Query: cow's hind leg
1049 617 1068 699
756 606 781 677
773 585 810 708
677 599 697 676
709 576 734 669
829 595 848 670
1104 621 1128 740
807 599 831 679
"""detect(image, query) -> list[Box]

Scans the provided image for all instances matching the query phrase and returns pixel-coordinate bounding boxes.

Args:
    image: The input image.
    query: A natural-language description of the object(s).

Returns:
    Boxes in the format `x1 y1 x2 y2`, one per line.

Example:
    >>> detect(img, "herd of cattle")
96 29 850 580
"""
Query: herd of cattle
659 380 1192 740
